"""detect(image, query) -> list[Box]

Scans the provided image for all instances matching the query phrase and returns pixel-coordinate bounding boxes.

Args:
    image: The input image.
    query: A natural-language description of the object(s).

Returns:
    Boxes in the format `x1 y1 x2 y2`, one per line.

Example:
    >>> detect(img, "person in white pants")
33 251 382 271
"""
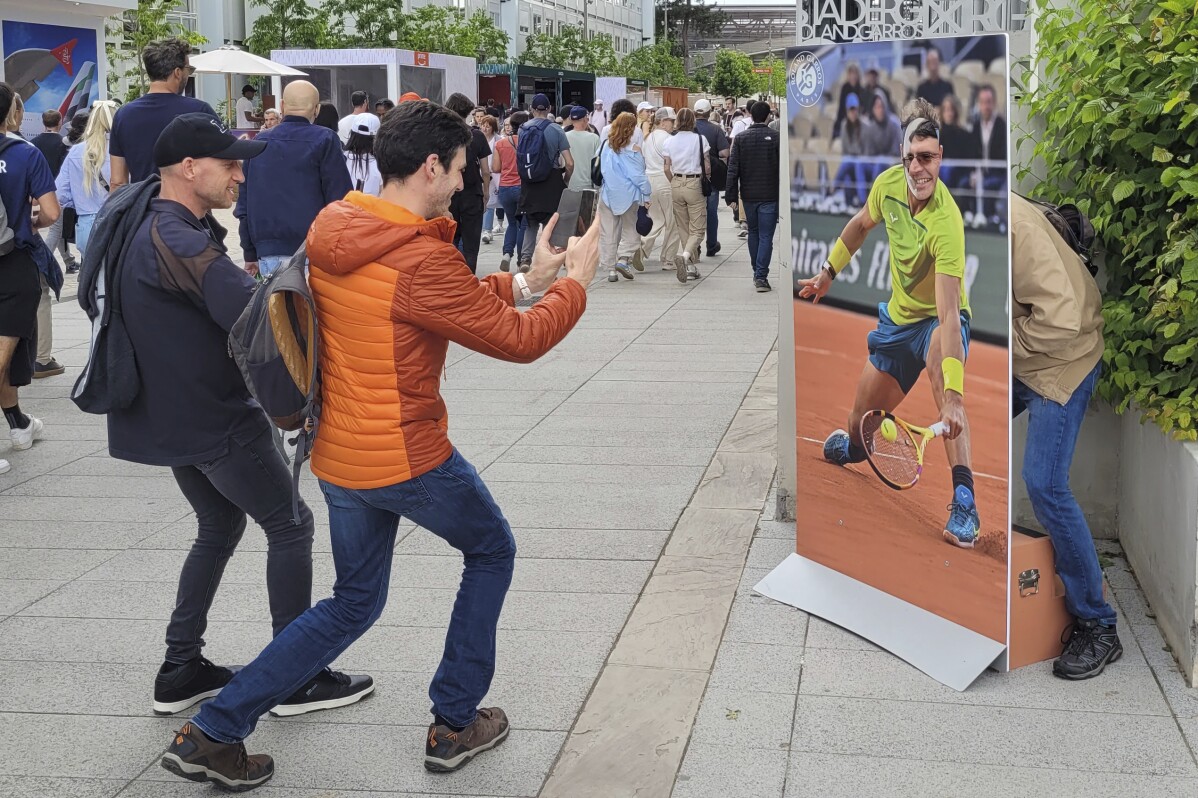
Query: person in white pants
598 112 651 282
638 107 679 270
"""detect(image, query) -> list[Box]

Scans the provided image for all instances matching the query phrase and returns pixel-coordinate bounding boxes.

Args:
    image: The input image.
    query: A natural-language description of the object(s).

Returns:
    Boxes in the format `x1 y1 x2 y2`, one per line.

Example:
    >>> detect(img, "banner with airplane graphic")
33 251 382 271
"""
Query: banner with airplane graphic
2 21 99 135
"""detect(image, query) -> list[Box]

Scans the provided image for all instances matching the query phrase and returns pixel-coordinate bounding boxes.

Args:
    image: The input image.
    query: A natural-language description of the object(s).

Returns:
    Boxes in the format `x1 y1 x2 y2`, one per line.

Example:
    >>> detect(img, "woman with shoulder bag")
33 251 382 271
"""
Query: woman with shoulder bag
638 106 680 272
56 100 116 258
599 112 652 283
661 107 710 283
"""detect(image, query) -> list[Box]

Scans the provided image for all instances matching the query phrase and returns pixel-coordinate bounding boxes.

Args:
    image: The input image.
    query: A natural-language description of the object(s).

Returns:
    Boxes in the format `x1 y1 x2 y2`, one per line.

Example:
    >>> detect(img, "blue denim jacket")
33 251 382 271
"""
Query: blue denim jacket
599 145 652 215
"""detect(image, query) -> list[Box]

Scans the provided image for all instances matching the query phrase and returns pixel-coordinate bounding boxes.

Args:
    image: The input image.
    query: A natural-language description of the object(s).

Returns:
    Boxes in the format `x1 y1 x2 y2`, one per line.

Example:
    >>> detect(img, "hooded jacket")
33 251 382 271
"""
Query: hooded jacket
306 192 588 489
1011 194 1104 404
861 92 903 159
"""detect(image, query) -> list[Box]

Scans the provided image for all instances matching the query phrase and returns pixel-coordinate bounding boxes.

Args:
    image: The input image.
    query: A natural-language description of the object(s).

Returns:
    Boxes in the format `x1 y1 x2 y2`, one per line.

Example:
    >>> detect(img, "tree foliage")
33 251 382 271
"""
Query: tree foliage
399 8 509 63
711 49 755 100
245 0 333 57
753 54 786 98
1019 0 1198 439
655 0 725 58
328 0 406 48
519 24 618 74
622 39 689 88
106 0 207 100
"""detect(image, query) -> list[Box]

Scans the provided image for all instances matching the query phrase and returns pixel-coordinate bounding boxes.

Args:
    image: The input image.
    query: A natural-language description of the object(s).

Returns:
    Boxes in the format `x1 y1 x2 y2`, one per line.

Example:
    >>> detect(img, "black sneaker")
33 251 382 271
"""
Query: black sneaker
269 668 375 717
706 243 721 257
755 279 772 292
66 263 80 275
1053 619 1122 680
425 707 510 772
153 657 237 715
161 722 274 792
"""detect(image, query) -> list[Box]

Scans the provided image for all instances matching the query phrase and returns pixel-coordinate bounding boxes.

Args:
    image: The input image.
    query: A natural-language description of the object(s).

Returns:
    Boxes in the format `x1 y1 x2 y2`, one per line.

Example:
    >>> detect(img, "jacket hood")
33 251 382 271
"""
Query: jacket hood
307 192 456 275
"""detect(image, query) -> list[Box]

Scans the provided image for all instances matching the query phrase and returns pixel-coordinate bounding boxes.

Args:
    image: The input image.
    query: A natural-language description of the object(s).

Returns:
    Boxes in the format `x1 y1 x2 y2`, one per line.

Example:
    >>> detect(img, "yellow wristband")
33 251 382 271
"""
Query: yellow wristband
942 357 965 396
826 237 851 277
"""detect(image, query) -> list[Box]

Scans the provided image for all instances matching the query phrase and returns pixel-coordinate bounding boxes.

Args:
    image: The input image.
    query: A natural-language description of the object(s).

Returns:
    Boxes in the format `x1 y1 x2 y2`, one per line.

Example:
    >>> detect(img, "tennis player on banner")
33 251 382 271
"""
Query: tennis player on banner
798 98 980 549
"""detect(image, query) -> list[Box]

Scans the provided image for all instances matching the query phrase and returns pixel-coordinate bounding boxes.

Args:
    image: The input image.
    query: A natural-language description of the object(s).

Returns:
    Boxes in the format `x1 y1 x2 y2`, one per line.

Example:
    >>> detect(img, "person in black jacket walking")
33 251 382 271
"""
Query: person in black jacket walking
724 102 780 292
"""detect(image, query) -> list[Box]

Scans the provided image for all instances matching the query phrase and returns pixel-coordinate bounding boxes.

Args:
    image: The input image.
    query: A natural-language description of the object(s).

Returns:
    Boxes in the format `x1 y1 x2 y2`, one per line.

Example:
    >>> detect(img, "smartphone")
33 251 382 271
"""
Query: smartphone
549 189 598 250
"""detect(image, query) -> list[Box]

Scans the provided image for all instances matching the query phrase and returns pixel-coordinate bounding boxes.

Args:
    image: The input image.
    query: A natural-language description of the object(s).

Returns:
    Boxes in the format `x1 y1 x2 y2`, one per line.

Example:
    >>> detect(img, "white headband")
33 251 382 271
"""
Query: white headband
902 117 939 157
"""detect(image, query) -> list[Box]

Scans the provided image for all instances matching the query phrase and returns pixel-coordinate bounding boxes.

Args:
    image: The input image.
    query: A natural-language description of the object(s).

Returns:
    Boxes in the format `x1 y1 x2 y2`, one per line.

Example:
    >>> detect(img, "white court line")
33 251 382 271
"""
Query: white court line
796 345 838 356
797 436 1008 483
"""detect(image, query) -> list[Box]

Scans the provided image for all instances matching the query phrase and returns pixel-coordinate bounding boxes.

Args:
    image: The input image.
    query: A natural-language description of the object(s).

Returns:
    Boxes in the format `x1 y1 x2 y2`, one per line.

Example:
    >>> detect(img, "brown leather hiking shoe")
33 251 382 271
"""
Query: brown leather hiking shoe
160 722 274 792
424 707 510 772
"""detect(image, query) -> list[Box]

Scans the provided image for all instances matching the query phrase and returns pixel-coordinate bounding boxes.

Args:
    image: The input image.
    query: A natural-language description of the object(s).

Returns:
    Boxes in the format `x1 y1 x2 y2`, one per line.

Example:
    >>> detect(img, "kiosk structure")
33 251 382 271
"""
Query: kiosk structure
477 63 595 112
270 48 479 109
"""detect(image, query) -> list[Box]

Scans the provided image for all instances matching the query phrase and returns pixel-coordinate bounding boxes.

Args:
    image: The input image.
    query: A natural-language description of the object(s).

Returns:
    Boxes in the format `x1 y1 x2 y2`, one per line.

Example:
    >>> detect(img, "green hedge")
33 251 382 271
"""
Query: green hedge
1018 0 1198 439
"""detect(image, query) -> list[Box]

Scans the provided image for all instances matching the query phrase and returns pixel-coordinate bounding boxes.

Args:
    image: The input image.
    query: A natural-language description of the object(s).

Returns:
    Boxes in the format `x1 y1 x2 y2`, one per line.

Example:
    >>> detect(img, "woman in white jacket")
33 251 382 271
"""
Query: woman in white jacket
343 113 382 196
56 100 116 257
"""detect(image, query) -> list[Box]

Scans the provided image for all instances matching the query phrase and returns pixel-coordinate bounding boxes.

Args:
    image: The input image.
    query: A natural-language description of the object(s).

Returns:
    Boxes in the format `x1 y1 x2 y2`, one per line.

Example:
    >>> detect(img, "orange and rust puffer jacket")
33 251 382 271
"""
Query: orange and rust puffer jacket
306 192 587 489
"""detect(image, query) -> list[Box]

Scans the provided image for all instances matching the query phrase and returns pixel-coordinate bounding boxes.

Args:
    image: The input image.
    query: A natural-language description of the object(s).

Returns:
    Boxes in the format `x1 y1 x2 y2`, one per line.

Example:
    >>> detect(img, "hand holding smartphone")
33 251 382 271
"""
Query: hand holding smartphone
549 189 598 251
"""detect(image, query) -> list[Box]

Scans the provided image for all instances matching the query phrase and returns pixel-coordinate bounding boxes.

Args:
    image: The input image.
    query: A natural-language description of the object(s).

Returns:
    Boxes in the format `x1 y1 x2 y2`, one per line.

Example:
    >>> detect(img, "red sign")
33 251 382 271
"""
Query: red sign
414 51 430 67
753 68 772 74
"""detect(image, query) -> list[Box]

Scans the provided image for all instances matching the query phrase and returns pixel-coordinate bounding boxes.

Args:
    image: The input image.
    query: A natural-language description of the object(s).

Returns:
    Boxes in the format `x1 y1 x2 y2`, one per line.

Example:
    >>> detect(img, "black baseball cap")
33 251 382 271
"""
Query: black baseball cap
569 106 589 120
532 93 550 110
154 113 267 168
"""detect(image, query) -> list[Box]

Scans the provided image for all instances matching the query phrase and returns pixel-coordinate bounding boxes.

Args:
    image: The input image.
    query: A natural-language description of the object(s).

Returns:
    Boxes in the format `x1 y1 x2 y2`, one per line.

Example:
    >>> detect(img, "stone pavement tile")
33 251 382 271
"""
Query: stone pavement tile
0 579 67 615
481 462 706 486
799 647 1169 716
0 520 164 551
652 309 779 331
791 695 1197 777
664 507 760 560
690 687 796 750
719 409 777 454
1131 618 1198 719
137 722 564 796
634 329 776 352
547 401 734 419
541 665 708 798
440 388 572 416
784 753 1198 798
130 520 357 554
747 537 798 570
438 427 530 448
0 440 108 490
740 387 778 411
46 456 164 477
20 580 637 635
609 555 741 671
533 413 735 440
0 496 190 524
1110 573 1161 628
500 444 716 467
691 452 777 511
0 776 125 798
397 527 669 561
485 481 693 530
672 743 787 798
723 595 810 647
755 519 796 540
738 566 774 599
521 423 729 450
569 379 752 406
0 548 116 580
0 712 173 778
600 352 767 371
124 789 513 798
593 369 755 384
35 421 111 442
707 641 804 696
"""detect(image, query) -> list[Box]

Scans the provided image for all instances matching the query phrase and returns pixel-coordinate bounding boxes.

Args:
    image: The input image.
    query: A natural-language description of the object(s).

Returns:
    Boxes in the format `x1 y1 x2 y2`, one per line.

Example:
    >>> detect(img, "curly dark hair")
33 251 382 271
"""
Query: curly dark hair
375 100 471 186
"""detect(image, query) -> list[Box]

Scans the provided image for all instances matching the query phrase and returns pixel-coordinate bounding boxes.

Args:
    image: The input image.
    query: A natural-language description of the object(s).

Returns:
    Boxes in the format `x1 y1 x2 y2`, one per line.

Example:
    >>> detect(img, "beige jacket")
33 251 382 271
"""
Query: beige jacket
1010 194 1105 404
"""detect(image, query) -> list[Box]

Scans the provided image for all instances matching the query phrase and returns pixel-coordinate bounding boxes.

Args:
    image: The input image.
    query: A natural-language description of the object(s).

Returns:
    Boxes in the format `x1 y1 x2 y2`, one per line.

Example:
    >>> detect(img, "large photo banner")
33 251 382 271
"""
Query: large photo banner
2 21 100 137
787 34 1012 647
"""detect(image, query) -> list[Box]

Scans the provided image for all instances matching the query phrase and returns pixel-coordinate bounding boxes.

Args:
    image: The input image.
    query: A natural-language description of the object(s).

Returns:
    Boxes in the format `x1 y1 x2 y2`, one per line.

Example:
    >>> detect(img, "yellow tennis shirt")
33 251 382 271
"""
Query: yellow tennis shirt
866 165 969 325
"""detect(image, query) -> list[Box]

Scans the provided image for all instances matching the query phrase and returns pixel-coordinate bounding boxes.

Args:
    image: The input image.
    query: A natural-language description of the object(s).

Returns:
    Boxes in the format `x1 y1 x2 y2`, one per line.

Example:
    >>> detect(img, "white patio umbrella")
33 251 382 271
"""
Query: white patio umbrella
189 45 307 128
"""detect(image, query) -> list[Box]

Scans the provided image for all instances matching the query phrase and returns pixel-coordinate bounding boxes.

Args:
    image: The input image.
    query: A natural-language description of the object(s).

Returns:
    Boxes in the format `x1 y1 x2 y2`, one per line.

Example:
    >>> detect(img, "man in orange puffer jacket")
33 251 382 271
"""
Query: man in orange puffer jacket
161 100 601 791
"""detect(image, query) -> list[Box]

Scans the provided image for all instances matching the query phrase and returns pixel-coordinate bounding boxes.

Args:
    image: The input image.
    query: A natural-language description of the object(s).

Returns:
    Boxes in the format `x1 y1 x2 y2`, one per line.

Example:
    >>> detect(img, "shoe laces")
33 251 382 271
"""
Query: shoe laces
322 668 351 686
1061 621 1099 657
944 500 976 530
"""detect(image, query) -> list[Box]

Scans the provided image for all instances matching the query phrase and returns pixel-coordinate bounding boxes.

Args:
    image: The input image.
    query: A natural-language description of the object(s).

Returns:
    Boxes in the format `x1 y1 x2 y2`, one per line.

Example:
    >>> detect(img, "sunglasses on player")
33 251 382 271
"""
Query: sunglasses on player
902 152 941 167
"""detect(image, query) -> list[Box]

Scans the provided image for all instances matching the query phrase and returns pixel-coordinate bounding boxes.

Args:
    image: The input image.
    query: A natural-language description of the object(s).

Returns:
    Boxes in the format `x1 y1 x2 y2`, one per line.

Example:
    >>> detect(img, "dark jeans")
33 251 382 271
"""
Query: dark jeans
704 190 719 252
521 211 553 265
742 200 778 281
498 185 527 258
1014 363 1116 625
451 191 485 274
192 449 516 742
167 425 314 664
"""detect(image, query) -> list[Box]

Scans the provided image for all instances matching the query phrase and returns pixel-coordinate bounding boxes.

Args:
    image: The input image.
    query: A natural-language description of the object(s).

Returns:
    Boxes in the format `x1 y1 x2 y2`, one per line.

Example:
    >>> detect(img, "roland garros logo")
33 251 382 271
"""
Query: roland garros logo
789 51 824 108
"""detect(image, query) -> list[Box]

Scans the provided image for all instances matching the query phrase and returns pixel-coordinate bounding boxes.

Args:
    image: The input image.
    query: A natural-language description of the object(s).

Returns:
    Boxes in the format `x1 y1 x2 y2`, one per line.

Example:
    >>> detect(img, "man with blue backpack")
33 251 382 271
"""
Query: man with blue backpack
517 94 574 271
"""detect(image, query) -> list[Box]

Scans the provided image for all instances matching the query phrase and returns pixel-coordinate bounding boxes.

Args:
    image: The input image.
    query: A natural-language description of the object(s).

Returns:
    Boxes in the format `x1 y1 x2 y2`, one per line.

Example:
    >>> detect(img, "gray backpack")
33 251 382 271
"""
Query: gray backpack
228 245 320 522
0 138 19 256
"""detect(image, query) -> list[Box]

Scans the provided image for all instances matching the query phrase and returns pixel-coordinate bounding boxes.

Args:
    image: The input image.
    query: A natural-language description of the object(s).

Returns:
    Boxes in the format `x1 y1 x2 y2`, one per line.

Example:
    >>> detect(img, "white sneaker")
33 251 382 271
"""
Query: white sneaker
10 415 43 451
0 458 10 475
482 232 492 245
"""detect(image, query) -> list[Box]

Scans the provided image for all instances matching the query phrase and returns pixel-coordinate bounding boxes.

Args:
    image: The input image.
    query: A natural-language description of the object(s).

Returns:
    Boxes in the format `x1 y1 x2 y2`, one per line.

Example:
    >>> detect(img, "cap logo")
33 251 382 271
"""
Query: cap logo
209 117 230 135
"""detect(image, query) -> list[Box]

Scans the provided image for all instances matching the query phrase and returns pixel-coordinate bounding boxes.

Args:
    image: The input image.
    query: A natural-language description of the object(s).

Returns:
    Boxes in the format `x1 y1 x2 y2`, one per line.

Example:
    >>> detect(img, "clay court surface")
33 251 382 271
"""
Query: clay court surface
794 299 1010 643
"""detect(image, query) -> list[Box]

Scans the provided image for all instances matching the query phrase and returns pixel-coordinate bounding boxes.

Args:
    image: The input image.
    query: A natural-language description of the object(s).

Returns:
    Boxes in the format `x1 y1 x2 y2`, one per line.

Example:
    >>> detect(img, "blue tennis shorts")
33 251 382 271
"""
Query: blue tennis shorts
867 303 971 395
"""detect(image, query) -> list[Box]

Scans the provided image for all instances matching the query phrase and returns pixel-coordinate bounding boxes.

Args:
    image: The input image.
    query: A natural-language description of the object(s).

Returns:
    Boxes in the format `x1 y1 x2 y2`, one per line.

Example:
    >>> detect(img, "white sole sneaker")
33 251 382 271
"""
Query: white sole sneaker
10 415 43 451
269 681 375 717
152 687 225 715
0 459 10 475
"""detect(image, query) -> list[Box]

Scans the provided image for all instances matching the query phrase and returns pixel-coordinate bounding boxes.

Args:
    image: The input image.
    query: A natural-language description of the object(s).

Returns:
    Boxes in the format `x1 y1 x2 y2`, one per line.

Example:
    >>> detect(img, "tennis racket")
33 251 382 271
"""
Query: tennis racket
859 410 948 491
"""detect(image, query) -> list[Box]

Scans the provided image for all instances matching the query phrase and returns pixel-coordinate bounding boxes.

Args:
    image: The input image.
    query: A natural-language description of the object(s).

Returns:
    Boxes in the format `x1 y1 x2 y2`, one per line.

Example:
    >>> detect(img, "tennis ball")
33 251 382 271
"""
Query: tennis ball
880 418 898 442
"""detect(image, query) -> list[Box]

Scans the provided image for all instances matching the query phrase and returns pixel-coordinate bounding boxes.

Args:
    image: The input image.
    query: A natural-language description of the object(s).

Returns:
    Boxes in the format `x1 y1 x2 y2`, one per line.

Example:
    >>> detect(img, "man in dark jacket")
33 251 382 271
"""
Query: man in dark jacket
725 102 780 292
445 92 492 274
969 84 1008 224
110 112 372 718
235 80 352 277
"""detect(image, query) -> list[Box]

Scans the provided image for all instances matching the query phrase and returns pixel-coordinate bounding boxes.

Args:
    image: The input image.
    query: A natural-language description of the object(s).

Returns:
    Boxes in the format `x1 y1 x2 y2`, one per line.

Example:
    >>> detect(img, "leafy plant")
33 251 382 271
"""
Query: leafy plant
623 39 689 88
1018 0 1198 440
399 8 509 63
520 24 618 74
106 0 207 99
753 54 787 98
711 49 755 100
328 0 406 48
244 0 334 56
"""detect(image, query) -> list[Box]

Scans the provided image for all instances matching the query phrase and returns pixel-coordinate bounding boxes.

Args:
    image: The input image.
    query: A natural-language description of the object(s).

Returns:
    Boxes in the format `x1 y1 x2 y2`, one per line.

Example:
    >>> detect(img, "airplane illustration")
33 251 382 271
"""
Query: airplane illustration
4 38 77 102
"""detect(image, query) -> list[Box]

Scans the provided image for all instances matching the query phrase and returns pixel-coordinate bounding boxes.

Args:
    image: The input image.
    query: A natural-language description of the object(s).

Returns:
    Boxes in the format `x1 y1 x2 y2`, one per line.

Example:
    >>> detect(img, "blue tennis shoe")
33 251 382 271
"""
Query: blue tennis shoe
943 485 981 548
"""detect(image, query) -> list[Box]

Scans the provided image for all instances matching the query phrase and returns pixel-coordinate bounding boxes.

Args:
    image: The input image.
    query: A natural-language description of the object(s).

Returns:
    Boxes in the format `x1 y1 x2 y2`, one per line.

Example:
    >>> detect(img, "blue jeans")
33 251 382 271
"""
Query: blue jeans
257 255 288 277
483 207 495 232
1014 363 1116 625
192 449 517 742
76 213 97 259
705 189 719 252
498 185 526 257
742 200 778 281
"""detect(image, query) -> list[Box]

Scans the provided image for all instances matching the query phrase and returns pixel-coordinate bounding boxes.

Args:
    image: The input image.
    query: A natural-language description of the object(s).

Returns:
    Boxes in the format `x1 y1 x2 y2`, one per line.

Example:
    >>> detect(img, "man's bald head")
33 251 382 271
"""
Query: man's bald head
281 81 319 121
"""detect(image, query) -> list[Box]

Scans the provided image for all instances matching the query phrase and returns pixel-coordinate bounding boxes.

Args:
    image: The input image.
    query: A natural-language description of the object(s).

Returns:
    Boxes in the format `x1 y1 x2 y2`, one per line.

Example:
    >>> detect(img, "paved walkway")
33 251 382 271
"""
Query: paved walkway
2 207 1197 797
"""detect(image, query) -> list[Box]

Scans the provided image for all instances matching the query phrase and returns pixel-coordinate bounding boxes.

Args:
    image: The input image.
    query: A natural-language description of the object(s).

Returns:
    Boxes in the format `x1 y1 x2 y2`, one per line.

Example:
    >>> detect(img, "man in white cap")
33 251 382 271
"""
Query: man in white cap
591 98 608 131
693 98 730 258
636 101 656 140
